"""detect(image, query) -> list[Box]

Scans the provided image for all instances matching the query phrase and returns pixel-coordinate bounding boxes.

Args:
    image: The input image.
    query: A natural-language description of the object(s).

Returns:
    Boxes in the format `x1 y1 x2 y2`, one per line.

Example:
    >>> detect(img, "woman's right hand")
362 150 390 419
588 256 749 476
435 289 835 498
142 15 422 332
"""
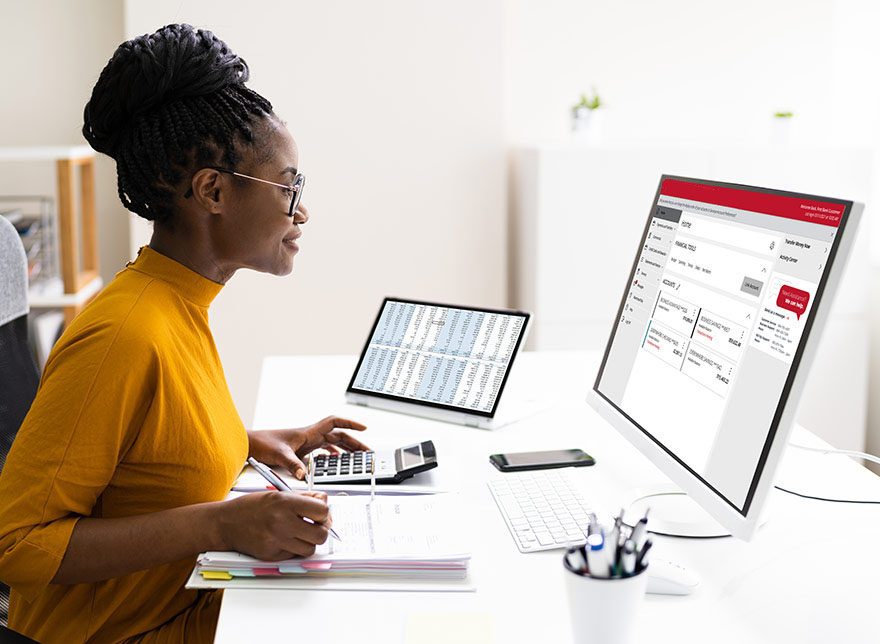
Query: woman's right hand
217 490 332 560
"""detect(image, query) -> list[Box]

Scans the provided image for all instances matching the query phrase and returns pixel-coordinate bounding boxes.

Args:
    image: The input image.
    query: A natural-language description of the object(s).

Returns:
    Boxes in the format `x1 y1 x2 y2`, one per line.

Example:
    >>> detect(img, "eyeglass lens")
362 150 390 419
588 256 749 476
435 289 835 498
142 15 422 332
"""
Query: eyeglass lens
289 175 306 218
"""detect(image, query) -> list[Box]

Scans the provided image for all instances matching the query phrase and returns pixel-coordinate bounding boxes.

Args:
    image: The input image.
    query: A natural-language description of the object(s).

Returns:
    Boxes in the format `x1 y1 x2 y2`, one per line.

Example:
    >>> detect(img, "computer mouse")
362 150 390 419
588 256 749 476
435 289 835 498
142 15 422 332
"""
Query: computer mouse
646 558 701 595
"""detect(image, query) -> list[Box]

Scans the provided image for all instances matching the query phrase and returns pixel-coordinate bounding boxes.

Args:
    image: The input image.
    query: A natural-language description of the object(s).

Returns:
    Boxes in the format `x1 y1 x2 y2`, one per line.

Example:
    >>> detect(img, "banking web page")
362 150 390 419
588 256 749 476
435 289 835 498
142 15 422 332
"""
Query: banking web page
597 179 847 510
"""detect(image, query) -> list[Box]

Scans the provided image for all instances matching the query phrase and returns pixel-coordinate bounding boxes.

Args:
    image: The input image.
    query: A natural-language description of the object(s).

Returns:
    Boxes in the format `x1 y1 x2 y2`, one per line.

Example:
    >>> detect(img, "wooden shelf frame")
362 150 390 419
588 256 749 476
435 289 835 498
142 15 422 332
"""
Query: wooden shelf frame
0 146 103 326
56 153 100 323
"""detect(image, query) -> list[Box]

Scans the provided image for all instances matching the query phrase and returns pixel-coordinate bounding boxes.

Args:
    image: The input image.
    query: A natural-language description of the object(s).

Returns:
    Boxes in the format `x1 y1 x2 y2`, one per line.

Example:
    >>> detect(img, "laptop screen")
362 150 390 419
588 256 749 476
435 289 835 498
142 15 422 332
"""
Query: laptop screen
347 298 530 418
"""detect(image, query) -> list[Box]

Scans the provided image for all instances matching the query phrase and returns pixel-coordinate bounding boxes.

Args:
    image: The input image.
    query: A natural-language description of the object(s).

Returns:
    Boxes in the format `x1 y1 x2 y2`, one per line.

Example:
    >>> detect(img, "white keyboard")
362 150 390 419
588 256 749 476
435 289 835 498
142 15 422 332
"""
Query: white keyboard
488 469 595 553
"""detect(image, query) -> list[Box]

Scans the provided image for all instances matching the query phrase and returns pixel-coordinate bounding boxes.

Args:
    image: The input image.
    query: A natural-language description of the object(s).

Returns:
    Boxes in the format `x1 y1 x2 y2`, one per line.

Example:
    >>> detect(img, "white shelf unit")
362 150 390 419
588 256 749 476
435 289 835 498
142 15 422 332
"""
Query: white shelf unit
509 143 872 452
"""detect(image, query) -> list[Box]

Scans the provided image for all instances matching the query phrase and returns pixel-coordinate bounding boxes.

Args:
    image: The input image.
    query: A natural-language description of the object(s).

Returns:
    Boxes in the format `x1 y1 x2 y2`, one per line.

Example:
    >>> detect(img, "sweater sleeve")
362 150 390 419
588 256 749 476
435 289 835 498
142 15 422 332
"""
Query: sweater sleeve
0 303 156 602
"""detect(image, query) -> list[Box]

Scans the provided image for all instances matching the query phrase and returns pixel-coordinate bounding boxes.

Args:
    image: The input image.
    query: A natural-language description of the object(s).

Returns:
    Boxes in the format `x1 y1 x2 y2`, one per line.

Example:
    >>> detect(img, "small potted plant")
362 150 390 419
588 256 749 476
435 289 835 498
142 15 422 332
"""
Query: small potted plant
572 87 603 142
771 110 794 144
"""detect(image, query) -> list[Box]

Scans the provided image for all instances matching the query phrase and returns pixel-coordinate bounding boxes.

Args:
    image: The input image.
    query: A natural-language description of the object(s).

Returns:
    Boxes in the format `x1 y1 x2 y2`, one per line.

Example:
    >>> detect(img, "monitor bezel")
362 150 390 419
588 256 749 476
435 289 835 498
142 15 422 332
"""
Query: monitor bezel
346 297 531 419
588 174 861 540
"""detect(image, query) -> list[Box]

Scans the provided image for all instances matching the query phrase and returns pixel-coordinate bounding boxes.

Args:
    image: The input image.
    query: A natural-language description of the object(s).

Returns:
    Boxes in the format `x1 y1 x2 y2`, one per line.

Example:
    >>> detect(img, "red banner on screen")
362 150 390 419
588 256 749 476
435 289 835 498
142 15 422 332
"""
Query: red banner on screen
661 179 845 228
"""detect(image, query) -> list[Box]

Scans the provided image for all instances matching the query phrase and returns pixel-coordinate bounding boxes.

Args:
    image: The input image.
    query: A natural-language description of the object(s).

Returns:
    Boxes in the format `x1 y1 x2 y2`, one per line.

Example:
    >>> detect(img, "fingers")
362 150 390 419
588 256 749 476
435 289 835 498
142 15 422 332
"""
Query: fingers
263 537 321 560
270 493 331 550
324 430 371 452
317 416 367 433
286 492 331 524
279 446 307 480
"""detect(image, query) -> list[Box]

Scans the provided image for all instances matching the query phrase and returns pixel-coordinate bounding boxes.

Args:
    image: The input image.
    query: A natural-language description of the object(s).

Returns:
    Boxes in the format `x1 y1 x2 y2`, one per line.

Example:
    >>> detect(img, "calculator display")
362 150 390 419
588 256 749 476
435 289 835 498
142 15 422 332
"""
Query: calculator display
402 445 422 468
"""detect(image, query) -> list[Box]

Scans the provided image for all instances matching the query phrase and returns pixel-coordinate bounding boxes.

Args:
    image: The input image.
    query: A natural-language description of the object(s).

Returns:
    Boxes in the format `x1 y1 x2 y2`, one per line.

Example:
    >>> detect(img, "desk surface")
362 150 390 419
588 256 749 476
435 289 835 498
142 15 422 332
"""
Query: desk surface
215 351 880 644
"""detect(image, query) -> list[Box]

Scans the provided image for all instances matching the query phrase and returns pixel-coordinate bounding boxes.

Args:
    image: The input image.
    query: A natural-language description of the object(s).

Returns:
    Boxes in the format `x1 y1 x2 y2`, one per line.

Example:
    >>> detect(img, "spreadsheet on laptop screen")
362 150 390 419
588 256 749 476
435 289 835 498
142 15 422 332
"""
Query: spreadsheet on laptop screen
348 300 529 416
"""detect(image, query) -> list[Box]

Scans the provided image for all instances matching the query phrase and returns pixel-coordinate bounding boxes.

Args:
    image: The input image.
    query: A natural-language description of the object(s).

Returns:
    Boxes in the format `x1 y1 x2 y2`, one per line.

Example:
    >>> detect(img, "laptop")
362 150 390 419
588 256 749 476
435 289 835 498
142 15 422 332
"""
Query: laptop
345 298 531 429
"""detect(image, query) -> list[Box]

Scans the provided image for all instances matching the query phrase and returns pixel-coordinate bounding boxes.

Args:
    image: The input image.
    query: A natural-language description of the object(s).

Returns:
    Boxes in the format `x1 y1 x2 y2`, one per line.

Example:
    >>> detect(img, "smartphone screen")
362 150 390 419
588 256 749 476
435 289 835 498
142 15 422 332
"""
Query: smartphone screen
490 448 595 471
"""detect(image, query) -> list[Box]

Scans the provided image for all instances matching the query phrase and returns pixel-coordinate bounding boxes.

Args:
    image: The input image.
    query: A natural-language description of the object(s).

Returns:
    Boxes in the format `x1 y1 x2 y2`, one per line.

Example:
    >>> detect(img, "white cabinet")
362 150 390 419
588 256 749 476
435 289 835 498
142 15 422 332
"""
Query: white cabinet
509 143 872 451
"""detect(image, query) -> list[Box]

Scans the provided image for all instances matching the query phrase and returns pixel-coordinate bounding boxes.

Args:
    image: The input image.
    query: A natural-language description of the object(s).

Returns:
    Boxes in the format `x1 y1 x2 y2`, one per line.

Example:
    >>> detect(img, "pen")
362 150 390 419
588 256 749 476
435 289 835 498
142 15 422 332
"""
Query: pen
631 509 649 550
606 519 620 575
621 539 636 576
369 459 376 504
587 513 600 537
635 538 652 571
567 545 587 574
246 456 341 541
307 453 315 493
585 532 610 578
247 456 288 491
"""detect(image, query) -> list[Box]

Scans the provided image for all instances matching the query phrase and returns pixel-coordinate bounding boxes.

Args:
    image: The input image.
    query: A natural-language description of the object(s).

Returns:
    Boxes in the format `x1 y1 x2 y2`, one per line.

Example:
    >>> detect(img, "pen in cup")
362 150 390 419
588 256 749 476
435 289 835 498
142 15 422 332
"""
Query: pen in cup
635 538 652 570
585 532 610 578
246 456 340 541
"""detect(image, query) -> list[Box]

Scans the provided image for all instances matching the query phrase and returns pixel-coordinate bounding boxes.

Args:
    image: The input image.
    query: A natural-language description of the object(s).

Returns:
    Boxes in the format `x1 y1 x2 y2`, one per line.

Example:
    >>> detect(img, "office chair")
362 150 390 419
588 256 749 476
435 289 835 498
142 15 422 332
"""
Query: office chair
0 215 41 642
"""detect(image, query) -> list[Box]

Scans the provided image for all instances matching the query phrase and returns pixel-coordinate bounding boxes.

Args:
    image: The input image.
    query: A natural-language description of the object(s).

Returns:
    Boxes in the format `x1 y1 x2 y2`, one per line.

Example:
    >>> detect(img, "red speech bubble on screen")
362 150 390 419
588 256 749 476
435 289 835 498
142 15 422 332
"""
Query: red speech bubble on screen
777 285 810 320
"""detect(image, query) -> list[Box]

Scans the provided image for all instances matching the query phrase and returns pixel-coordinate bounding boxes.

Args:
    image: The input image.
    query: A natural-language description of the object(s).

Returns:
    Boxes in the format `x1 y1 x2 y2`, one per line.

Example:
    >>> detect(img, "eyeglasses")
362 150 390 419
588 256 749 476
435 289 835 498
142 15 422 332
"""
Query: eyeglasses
184 167 306 218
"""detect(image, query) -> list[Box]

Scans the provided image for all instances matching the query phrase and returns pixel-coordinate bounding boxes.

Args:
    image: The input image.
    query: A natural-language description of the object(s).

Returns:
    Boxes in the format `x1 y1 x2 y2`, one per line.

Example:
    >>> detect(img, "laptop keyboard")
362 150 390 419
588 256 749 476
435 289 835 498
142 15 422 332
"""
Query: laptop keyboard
488 469 595 553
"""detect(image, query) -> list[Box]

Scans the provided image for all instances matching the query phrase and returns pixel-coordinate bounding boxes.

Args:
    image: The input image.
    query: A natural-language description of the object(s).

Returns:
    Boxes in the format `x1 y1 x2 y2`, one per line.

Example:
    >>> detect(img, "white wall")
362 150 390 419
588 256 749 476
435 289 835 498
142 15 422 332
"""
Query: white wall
0 0 127 285
125 0 507 425
502 0 880 465
503 0 867 147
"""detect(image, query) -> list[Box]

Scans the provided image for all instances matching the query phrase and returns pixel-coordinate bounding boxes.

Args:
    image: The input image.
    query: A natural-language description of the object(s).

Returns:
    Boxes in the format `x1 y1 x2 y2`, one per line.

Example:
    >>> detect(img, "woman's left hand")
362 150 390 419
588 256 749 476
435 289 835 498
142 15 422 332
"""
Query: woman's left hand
247 416 369 480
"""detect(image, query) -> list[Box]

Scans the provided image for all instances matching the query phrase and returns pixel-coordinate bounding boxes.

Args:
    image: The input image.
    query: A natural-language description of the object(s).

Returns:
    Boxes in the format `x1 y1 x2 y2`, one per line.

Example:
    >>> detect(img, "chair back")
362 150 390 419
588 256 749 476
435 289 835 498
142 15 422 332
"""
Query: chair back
0 215 41 628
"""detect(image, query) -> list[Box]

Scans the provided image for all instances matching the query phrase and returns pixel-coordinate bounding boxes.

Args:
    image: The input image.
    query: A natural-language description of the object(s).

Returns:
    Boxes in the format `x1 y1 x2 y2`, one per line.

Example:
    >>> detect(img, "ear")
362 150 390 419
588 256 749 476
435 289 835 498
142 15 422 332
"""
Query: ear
189 168 225 214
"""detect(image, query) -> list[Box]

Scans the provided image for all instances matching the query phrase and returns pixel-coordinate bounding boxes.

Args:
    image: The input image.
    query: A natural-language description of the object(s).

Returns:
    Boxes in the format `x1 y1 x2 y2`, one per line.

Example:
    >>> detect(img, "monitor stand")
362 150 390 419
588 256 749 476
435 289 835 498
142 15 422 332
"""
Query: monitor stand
624 485 730 538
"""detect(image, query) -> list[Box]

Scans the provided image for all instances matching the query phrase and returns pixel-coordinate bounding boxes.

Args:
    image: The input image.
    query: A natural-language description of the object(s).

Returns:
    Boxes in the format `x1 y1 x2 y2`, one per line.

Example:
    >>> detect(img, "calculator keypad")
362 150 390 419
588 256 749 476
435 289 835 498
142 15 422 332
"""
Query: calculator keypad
313 451 374 478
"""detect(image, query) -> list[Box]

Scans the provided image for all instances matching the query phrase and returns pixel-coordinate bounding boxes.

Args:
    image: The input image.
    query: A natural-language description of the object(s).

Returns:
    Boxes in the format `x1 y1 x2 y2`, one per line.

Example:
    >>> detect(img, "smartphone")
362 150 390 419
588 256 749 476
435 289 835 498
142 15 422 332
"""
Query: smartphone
489 448 595 472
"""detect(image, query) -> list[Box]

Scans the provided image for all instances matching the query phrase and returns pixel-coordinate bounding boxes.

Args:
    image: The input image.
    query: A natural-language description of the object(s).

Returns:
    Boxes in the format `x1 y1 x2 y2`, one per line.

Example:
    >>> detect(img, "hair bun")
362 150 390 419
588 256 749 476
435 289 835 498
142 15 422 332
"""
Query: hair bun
83 23 250 158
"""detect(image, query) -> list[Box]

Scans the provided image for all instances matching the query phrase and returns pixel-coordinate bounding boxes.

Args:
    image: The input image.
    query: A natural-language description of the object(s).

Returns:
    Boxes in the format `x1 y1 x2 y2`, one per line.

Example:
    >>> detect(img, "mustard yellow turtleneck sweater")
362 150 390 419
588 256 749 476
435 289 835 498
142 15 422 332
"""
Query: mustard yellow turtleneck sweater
0 246 249 644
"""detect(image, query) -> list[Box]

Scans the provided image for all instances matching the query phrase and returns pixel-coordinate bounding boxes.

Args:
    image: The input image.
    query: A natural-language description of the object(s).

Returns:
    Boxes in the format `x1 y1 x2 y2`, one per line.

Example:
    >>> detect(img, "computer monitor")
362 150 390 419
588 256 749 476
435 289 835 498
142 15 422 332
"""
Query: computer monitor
588 175 863 540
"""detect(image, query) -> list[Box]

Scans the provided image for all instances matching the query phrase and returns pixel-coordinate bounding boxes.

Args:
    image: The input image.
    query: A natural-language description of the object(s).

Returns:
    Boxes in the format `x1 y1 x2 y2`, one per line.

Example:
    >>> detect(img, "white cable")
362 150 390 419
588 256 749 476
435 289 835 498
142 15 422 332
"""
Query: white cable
788 442 880 466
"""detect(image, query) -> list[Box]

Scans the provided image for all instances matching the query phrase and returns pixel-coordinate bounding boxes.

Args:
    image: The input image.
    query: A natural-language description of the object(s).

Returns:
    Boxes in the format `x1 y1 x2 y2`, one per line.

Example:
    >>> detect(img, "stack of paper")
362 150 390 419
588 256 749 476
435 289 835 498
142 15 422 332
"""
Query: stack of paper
190 493 471 586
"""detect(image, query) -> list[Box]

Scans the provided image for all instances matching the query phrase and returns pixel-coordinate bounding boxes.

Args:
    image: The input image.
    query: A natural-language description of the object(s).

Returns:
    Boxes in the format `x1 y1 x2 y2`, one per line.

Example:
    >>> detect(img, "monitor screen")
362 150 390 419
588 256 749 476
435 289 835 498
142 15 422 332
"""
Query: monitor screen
348 299 529 417
593 176 854 517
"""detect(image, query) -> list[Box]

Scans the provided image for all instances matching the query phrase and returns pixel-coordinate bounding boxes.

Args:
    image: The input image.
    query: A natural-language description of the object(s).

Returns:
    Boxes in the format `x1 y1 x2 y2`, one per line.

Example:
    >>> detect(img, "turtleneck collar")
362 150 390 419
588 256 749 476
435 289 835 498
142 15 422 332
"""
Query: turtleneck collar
126 246 223 308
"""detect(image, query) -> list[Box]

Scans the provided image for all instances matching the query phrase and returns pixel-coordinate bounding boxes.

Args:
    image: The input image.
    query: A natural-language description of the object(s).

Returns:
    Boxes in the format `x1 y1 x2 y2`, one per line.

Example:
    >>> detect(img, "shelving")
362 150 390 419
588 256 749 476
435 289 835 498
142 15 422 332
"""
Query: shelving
0 146 103 326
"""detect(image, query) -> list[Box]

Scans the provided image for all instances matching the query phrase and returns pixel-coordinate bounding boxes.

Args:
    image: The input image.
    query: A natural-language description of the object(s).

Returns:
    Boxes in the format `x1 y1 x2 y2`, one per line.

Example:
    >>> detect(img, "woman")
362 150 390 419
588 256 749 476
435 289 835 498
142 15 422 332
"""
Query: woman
0 23 367 644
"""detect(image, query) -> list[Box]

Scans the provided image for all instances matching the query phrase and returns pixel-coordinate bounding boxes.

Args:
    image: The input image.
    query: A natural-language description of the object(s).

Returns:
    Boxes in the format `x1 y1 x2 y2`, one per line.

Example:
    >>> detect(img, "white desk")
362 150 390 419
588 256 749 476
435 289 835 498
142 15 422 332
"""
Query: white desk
215 351 880 644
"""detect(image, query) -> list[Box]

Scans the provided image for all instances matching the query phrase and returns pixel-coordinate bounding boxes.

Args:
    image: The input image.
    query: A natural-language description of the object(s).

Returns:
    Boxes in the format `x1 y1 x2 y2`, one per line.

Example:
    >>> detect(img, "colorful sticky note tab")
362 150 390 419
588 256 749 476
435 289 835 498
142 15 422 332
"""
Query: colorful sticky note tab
253 567 282 576
300 561 333 571
228 569 256 577
278 565 308 573
201 570 233 580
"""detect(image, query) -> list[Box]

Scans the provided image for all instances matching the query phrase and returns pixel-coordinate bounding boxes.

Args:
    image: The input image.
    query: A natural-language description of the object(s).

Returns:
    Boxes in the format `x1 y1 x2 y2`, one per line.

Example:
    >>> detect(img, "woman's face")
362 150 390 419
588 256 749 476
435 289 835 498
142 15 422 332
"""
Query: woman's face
216 118 309 277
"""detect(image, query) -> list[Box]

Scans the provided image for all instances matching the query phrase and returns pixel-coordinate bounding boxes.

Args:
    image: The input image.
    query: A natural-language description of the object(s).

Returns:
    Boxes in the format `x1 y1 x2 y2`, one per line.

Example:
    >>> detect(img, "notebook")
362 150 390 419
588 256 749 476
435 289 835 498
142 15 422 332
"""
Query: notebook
187 493 473 592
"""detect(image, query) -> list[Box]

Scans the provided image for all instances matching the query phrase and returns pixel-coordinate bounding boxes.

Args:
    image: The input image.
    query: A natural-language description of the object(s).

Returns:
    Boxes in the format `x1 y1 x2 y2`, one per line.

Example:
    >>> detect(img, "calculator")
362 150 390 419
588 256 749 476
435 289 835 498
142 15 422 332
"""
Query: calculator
311 440 438 484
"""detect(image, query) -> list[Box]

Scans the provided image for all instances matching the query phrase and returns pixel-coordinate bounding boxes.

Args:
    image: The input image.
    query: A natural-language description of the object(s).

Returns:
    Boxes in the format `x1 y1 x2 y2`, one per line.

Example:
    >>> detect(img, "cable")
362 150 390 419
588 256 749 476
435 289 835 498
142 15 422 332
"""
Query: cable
777 442 880 504
773 485 880 505
787 442 880 466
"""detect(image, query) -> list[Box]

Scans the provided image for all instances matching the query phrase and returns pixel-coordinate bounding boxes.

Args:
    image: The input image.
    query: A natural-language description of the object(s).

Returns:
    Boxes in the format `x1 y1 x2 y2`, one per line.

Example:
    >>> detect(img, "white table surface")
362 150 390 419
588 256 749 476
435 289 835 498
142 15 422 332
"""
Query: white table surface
215 351 880 644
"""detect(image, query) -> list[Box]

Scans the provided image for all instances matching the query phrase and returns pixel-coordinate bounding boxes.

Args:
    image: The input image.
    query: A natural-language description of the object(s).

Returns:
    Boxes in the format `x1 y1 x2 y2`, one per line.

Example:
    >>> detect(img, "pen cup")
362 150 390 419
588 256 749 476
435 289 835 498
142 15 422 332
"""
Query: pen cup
563 548 648 644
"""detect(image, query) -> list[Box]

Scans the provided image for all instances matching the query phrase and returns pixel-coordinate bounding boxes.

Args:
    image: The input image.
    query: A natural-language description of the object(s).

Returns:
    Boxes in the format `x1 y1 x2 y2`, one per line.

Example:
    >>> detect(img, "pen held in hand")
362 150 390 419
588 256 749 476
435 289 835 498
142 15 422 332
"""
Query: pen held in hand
246 456 341 541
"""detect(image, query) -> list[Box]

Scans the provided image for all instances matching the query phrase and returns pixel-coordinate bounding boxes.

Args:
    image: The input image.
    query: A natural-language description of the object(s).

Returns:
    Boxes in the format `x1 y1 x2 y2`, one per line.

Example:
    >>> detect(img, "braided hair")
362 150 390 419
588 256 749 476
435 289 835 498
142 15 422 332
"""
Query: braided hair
83 23 273 223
